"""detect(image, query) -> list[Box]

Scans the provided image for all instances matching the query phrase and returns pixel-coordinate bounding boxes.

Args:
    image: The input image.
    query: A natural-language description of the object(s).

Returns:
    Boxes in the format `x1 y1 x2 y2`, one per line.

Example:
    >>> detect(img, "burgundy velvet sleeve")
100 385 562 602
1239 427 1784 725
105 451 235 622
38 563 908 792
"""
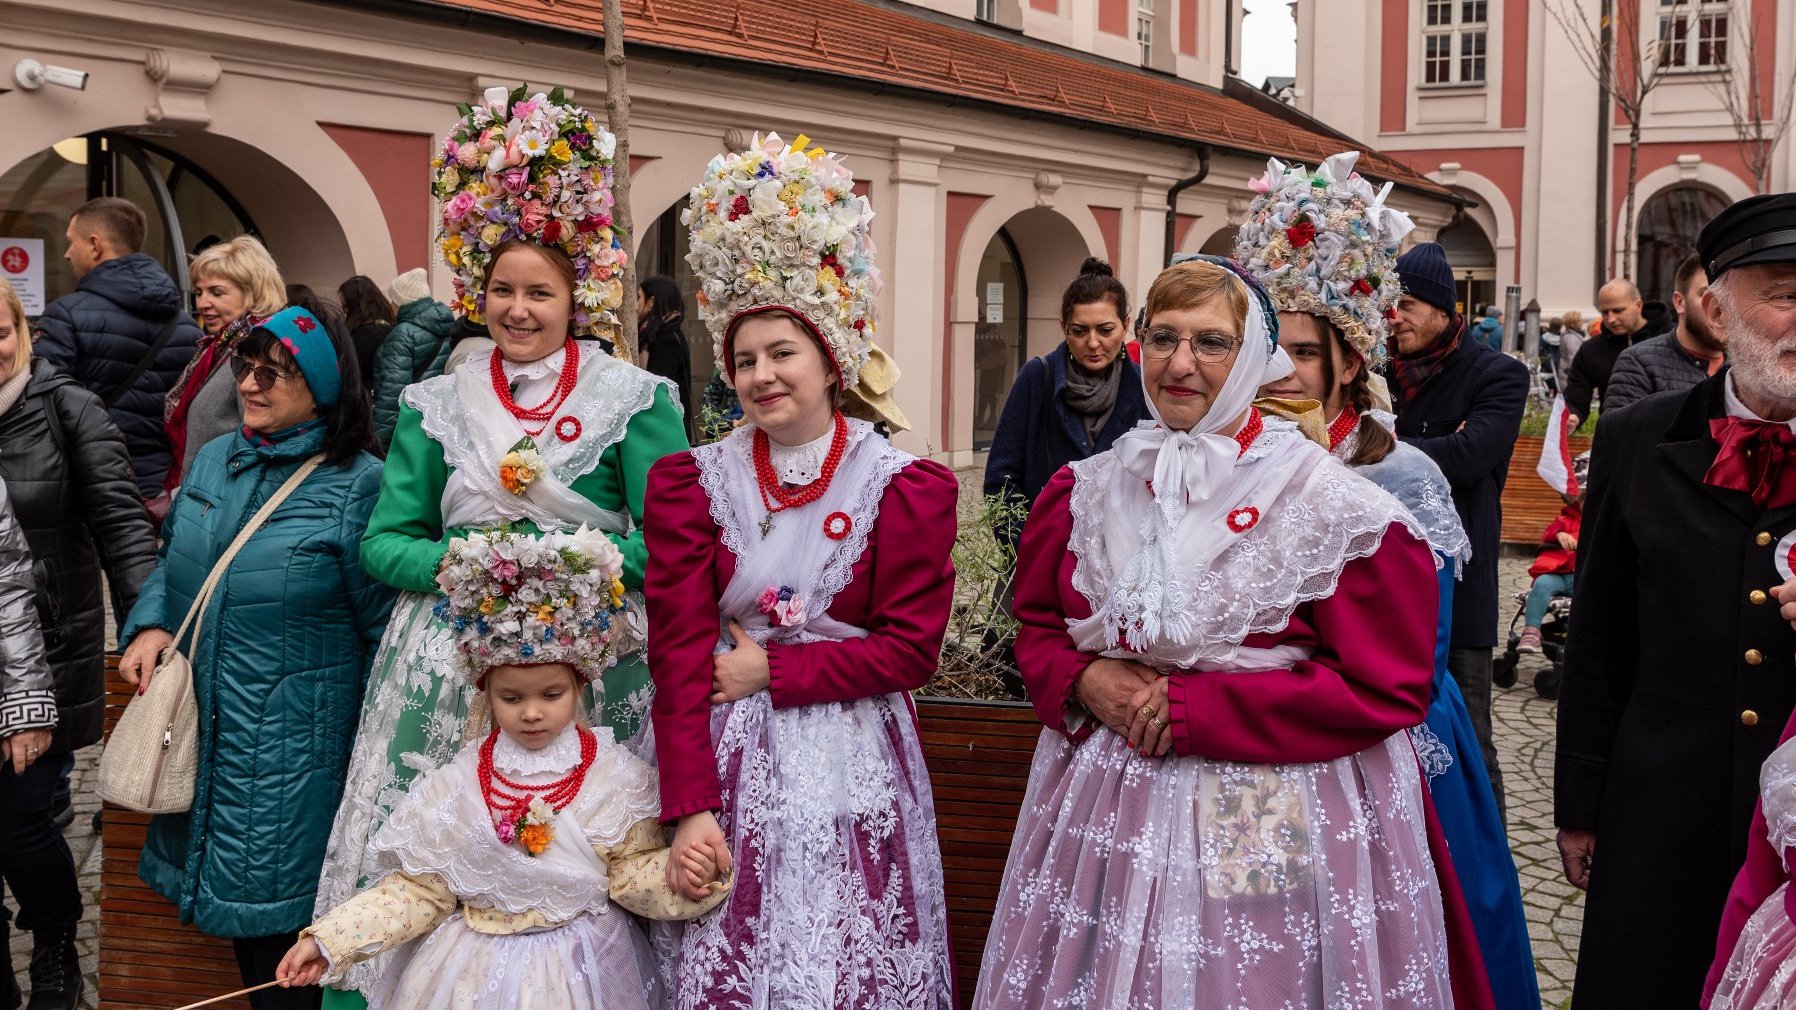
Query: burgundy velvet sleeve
1165 524 1436 764
1012 467 1098 740
644 452 726 822
765 459 959 708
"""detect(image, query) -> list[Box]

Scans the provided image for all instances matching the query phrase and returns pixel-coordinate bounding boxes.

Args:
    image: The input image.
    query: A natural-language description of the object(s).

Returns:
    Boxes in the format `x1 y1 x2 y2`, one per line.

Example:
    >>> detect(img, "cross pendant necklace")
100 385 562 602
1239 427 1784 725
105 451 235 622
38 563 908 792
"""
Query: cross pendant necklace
759 513 775 539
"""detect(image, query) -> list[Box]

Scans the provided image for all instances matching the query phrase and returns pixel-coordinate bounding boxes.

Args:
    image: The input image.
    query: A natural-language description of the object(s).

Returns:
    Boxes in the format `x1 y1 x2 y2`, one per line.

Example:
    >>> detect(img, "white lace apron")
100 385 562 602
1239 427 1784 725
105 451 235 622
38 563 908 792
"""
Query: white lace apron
666 420 955 1010
974 424 1455 1010
358 734 664 1010
316 345 668 993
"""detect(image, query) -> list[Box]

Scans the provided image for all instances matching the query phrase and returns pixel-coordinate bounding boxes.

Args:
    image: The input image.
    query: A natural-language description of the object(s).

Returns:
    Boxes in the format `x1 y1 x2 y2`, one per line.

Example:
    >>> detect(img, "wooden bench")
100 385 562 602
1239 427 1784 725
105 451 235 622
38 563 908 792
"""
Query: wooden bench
99 656 250 1010
1500 434 1592 545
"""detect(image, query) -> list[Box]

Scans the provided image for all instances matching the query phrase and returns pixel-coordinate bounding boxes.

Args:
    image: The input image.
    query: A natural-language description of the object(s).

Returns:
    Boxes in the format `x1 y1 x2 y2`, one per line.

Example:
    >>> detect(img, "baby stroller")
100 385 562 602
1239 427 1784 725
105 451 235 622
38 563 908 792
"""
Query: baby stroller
1493 585 1572 700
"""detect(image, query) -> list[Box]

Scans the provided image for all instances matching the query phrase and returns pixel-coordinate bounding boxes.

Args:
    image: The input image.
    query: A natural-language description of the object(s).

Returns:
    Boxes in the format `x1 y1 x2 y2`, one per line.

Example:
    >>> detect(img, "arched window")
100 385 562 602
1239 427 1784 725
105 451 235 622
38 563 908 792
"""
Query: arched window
1637 185 1726 304
973 227 1026 450
1437 214 1496 315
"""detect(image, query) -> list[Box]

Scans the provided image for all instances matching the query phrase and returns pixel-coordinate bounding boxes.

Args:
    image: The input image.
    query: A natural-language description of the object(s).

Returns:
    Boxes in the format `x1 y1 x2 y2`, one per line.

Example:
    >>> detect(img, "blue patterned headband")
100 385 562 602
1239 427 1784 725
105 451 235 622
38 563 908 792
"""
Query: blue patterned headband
255 307 342 408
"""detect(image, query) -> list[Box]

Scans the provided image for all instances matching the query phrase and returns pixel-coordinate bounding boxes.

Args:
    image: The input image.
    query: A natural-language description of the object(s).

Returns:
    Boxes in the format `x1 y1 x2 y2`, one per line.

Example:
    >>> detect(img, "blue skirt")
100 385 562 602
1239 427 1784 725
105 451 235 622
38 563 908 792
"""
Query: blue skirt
1419 565 1540 1010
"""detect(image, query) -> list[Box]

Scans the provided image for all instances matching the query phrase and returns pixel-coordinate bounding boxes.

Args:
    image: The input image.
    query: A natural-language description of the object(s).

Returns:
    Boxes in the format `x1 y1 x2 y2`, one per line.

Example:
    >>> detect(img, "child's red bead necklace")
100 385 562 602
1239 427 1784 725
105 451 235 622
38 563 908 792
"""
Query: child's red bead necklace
490 338 581 438
476 724 597 828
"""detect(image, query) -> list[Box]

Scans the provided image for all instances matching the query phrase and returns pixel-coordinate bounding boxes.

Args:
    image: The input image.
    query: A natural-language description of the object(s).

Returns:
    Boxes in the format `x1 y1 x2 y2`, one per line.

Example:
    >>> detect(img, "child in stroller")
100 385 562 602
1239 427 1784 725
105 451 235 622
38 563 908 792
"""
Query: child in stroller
1494 451 1587 700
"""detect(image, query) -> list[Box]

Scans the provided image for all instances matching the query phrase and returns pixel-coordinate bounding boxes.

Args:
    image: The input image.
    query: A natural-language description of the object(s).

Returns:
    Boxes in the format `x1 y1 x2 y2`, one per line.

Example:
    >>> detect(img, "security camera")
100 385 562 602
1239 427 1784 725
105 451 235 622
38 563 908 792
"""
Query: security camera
13 60 89 91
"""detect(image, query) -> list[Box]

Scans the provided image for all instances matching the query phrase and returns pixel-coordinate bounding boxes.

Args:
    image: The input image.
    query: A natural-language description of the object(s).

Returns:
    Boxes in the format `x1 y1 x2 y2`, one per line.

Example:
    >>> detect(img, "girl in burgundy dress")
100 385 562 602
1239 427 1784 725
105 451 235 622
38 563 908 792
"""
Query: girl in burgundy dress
645 134 957 1010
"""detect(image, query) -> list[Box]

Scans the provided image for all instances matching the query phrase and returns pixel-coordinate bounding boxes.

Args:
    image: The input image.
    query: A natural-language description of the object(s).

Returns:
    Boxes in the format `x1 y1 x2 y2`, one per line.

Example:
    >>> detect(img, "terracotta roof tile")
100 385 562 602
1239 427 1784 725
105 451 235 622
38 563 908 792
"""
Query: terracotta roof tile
417 0 1445 194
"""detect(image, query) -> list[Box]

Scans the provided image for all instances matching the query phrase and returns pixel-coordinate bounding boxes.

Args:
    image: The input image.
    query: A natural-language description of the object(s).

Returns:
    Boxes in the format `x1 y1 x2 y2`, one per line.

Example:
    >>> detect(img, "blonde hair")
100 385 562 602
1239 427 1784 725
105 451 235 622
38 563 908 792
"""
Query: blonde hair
189 235 286 318
1143 260 1249 332
0 278 30 380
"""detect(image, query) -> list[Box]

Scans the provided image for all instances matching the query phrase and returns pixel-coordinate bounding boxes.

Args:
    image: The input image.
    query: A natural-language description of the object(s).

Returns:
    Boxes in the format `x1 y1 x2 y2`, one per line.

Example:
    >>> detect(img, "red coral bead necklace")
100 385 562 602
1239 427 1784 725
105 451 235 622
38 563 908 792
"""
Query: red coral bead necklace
753 411 848 538
477 724 597 828
1326 406 1359 451
491 337 581 438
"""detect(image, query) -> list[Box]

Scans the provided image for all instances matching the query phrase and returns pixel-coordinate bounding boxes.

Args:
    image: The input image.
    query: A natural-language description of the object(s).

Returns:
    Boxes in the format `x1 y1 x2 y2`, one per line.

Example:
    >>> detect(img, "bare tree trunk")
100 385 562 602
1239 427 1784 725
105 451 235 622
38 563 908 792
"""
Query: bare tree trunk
602 0 638 363
1622 117 1641 281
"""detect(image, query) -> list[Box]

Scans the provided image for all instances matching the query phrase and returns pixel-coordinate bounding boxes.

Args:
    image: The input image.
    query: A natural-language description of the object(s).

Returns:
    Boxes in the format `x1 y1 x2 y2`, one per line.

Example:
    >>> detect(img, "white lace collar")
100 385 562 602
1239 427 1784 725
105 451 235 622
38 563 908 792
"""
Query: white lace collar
766 425 838 486
492 722 591 776
499 344 571 384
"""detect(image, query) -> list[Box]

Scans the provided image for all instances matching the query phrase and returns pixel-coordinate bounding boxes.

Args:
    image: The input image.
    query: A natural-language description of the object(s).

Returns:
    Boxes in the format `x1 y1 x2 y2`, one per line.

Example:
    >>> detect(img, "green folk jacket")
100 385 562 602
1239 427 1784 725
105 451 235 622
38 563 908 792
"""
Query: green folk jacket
121 427 395 938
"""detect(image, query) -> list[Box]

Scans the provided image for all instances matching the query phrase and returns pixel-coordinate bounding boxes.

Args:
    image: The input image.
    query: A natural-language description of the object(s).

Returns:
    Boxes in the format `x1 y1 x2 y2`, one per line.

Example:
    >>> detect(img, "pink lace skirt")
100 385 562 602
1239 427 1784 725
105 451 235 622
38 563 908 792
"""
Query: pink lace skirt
666 691 954 1010
1713 886 1796 1010
973 728 1454 1009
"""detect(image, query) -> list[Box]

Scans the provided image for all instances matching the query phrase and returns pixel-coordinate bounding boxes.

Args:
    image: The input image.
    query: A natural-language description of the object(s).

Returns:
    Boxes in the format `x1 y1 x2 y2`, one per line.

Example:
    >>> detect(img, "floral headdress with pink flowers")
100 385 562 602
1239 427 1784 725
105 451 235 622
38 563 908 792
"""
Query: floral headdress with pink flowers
433 527 635 684
433 86 627 332
682 133 882 393
1233 151 1415 365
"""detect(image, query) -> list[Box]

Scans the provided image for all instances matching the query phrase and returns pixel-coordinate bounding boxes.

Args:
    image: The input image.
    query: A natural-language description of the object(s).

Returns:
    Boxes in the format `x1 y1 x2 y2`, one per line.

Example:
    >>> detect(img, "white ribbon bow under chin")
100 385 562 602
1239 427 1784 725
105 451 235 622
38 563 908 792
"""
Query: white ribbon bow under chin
1113 427 1242 515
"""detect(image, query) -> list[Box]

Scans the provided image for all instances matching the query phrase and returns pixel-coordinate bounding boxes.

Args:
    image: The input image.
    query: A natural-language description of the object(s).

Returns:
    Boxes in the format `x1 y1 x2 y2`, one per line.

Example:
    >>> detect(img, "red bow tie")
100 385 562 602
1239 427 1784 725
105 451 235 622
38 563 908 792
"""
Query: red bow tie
1705 416 1796 510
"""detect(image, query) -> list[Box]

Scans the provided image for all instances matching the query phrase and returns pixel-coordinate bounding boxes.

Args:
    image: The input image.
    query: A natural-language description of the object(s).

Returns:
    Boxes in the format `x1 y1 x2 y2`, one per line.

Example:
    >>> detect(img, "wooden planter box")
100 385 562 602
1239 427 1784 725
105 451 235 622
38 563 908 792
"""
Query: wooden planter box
98 656 250 1010
914 695 1040 1009
1500 434 1592 545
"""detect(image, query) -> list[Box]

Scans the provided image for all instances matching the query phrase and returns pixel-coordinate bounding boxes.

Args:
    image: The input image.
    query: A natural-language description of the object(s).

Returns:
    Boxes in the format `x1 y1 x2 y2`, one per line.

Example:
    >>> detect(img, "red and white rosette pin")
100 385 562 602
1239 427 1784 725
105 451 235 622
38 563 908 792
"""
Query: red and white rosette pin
1225 506 1260 534
1775 529 1796 582
554 416 582 443
823 511 853 541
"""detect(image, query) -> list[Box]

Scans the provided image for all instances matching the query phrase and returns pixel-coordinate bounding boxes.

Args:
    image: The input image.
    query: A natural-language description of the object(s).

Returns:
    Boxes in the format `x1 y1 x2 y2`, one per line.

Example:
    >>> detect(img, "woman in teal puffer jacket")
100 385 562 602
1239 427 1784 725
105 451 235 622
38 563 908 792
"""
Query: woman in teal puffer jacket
118 307 395 1010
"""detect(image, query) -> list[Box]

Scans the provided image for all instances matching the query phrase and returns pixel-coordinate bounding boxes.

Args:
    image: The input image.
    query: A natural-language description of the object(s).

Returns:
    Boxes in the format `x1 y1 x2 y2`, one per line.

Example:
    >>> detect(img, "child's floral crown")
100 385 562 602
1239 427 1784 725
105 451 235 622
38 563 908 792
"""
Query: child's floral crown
433 85 627 333
682 132 881 392
1233 151 1415 366
433 527 633 683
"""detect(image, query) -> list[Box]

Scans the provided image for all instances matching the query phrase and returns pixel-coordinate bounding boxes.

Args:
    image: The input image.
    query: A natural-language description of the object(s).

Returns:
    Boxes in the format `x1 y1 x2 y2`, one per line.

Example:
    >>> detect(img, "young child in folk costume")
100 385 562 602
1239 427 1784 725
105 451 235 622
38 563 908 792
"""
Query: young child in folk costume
645 134 958 1008
276 529 727 1009
318 88 687 1006
974 257 1496 1010
1237 152 1538 1010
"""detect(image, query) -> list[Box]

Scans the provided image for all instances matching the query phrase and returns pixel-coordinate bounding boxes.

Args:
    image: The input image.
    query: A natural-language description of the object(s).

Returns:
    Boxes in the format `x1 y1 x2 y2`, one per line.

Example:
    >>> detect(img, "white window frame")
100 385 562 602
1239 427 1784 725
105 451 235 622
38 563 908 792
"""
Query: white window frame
1421 0 1488 86
1657 0 1731 72
975 0 997 23
1136 5 1153 66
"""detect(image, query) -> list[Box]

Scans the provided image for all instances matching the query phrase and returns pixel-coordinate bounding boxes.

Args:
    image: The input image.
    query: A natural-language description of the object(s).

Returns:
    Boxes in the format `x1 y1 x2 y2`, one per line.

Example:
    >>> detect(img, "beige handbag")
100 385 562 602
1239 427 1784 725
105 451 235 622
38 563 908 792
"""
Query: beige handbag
98 456 324 814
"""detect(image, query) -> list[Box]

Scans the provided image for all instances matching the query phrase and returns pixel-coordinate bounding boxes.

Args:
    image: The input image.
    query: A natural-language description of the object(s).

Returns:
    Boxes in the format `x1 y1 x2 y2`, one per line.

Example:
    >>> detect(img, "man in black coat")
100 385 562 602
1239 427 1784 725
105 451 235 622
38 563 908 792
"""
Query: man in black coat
35 197 200 497
1556 192 1796 1008
1388 241 1529 817
1562 277 1675 425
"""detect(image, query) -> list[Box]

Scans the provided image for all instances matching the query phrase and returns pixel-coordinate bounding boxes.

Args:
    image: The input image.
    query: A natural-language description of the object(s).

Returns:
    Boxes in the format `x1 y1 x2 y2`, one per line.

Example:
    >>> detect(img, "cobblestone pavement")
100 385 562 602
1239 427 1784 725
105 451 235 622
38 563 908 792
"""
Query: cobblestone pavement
19 527 1575 1009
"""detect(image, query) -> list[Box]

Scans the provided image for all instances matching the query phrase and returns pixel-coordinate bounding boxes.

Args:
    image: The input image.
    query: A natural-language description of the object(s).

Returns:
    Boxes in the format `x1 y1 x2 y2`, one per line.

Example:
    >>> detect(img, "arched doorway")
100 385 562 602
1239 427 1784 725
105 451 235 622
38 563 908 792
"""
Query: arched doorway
1637 185 1727 304
973 227 1026 449
1198 225 1236 257
1438 214 1496 314
0 132 254 313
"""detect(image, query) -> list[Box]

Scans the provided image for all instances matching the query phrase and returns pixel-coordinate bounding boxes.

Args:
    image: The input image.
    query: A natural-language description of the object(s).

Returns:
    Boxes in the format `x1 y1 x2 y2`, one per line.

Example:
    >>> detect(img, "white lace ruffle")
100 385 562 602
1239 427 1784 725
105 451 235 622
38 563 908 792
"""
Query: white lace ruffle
1335 412 1472 577
493 723 608 776
1067 432 1427 671
764 427 837 486
1762 736 1796 860
1410 722 1454 782
369 732 661 922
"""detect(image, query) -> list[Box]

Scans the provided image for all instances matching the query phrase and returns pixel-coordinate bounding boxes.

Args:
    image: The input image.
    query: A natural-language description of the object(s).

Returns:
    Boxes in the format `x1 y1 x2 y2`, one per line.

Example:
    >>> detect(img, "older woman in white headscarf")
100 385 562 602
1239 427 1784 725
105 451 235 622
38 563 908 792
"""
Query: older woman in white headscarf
972 256 1496 1010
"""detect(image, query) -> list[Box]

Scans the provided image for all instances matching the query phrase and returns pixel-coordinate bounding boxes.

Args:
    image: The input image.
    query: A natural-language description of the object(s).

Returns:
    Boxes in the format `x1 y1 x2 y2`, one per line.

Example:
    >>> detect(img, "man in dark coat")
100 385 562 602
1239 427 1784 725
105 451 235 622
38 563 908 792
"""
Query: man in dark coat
1388 241 1529 817
35 197 201 496
1562 277 1674 425
1556 192 1796 1008
1604 253 1726 412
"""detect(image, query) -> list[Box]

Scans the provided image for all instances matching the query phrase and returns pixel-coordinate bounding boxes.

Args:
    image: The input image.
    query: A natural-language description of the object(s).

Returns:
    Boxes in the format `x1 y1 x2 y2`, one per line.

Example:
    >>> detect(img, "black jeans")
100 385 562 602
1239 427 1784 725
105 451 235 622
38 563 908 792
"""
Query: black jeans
1447 646 1506 823
0 749 82 933
231 932 320 1010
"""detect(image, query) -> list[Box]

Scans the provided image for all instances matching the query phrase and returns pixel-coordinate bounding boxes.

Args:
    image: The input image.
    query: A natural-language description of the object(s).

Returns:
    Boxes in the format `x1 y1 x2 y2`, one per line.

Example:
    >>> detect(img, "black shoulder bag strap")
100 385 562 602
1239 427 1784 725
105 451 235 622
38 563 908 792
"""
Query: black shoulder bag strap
100 314 183 408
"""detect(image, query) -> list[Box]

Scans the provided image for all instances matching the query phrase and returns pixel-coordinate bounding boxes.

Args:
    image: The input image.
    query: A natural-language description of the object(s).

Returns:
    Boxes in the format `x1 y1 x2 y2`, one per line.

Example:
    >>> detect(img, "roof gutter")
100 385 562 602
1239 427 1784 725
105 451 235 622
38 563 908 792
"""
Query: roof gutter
1163 146 1211 267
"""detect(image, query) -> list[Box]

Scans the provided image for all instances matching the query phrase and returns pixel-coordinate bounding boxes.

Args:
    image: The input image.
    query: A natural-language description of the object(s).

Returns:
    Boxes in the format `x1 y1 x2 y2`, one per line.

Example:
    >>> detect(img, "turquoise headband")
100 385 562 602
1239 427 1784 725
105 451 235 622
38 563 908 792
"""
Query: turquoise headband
256 307 342 408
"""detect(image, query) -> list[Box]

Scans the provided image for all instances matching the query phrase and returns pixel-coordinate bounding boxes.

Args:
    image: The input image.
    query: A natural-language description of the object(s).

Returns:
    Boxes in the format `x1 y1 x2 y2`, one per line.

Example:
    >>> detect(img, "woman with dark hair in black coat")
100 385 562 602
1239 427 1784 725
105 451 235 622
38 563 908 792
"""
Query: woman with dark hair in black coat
636 274 693 430
337 276 394 395
0 278 159 1010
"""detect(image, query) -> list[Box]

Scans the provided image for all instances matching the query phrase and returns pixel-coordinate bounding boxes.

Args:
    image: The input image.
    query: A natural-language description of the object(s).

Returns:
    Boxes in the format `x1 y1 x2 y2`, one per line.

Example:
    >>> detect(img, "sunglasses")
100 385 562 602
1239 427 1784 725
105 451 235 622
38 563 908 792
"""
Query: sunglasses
229 354 299 392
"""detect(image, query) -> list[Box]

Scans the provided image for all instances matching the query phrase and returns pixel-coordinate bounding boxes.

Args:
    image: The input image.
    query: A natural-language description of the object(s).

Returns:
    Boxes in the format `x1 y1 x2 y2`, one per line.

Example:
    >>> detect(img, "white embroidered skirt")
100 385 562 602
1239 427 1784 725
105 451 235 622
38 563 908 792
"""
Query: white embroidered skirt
973 728 1454 1009
666 691 954 1010
1712 884 1796 1010
368 910 662 1010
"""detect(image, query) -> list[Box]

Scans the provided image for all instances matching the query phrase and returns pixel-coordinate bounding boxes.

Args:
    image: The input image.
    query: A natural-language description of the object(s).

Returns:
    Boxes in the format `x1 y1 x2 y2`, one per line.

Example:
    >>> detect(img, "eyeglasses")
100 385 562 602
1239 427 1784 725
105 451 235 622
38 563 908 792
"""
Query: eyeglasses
1139 328 1241 363
229 355 299 392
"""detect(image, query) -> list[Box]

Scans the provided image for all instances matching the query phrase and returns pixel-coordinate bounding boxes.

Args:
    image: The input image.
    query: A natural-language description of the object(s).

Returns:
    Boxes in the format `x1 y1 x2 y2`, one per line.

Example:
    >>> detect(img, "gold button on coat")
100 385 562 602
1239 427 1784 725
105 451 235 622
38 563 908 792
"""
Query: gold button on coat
1752 590 1770 605
1759 532 1775 546
1747 649 1765 665
1743 710 1761 726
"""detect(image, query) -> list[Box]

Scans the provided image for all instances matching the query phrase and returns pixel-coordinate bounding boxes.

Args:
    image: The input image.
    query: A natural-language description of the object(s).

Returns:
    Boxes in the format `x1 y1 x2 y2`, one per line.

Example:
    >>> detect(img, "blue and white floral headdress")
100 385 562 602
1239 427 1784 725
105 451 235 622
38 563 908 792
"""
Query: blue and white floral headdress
1233 151 1414 365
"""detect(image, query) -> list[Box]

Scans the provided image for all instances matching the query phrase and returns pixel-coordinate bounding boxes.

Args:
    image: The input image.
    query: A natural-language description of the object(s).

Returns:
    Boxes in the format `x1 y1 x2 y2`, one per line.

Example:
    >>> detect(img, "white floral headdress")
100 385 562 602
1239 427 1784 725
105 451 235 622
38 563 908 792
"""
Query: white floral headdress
433 86 627 332
1233 151 1415 365
433 527 634 683
682 133 882 393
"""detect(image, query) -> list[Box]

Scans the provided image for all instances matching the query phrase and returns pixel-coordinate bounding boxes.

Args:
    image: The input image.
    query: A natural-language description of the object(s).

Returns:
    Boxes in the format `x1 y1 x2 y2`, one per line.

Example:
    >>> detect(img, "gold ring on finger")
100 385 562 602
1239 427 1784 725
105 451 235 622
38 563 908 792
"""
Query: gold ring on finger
1151 716 1168 729
1139 704 1158 721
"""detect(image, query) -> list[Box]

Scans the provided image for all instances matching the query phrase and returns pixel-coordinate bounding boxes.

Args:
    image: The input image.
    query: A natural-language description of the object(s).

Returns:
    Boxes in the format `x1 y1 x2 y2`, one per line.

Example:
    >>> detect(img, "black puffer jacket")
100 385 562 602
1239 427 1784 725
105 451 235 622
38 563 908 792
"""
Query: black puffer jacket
0 361 160 752
1601 333 1716 413
33 253 202 496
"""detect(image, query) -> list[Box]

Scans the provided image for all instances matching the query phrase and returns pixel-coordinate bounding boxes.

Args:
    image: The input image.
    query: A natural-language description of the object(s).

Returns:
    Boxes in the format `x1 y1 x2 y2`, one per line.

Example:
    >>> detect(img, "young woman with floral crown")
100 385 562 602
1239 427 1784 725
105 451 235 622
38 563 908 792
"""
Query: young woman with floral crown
645 133 957 1008
1238 151 1538 1010
277 528 728 1010
314 87 688 1009
972 256 1497 1010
